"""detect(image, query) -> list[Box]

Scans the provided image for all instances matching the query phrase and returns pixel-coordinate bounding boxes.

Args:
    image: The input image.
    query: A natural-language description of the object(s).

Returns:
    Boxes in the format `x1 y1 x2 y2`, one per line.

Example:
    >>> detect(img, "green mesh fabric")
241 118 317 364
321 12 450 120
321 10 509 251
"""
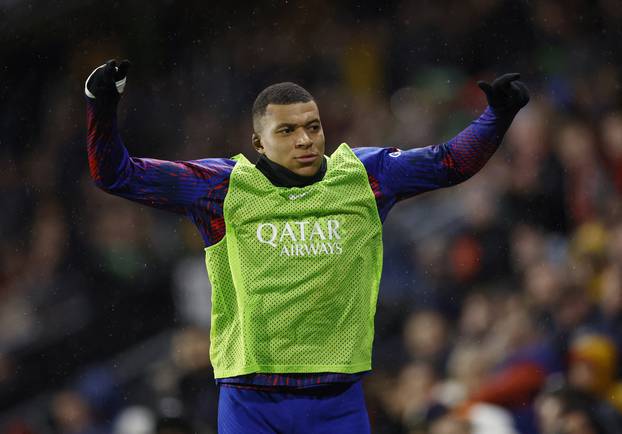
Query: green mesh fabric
205 144 383 378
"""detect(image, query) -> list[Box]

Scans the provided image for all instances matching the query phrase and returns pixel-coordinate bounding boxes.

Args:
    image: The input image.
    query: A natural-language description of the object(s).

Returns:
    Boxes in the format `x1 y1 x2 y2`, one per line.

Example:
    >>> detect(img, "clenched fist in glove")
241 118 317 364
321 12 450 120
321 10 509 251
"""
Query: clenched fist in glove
85 59 130 105
478 73 529 114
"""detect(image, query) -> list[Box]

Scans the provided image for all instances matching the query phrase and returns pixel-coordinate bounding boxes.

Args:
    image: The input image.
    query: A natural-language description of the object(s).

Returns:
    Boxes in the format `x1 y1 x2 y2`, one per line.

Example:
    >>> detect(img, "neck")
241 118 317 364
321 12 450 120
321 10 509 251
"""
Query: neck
255 154 326 187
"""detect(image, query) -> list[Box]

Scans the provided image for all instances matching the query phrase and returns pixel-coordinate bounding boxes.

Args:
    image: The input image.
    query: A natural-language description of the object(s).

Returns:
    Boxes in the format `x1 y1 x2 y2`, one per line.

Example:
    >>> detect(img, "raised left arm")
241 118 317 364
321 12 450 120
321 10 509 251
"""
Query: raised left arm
354 73 529 220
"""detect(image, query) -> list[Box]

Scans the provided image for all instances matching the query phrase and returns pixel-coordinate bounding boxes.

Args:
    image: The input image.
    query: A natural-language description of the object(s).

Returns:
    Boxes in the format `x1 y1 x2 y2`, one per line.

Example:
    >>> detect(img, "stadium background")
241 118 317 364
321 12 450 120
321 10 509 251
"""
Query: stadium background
1 0 622 433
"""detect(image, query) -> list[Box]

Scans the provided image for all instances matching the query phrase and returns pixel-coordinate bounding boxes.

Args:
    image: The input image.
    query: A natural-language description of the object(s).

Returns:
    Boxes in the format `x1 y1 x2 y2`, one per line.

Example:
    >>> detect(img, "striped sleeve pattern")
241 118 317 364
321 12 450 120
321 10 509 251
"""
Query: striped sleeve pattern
443 107 502 182
353 106 513 221
86 98 235 245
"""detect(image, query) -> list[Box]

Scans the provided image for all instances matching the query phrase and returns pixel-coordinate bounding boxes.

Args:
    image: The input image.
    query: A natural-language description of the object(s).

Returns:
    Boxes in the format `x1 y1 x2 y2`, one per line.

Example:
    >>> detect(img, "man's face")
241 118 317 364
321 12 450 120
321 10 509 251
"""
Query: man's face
253 101 325 177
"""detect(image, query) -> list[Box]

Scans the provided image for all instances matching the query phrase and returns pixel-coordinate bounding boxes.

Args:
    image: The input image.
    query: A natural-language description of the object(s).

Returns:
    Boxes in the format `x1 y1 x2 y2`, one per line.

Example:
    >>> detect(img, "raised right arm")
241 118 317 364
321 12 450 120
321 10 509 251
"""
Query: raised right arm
85 60 235 215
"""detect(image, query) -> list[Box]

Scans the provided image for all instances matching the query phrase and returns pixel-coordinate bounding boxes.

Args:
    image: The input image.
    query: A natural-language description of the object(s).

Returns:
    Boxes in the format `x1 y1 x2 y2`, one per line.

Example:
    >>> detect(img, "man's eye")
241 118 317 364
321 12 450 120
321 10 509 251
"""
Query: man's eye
280 128 292 134
309 125 320 131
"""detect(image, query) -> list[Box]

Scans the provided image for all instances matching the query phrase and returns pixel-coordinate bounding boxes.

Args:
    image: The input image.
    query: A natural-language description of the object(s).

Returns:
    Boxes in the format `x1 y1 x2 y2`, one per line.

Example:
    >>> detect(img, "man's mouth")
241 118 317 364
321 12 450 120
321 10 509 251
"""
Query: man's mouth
296 154 318 164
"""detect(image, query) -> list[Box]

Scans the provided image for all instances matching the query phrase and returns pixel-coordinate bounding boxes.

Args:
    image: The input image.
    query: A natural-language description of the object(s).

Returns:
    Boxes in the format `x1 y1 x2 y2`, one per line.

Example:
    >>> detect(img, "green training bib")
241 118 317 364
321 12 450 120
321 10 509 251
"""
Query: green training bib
205 143 383 378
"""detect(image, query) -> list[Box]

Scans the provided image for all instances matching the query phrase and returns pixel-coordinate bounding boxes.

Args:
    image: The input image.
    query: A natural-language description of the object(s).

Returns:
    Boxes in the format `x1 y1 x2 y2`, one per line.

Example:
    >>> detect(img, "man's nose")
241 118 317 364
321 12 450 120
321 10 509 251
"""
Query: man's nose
294 130 312 147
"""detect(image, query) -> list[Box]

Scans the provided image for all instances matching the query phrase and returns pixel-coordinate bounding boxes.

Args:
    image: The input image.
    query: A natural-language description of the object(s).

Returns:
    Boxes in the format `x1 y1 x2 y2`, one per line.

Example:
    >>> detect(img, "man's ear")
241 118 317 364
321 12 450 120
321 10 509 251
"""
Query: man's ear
252 133 264 153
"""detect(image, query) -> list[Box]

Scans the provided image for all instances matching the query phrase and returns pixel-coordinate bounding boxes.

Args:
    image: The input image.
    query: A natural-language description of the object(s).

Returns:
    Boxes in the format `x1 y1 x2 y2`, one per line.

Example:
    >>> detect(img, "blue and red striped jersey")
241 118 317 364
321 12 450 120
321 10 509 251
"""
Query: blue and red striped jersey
87 98 511 389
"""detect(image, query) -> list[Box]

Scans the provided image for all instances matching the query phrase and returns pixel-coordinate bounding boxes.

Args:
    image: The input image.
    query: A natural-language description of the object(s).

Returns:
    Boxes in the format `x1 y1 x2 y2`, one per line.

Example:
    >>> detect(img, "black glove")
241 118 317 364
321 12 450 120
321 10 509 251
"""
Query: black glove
478 73 529 114
84 59 130 104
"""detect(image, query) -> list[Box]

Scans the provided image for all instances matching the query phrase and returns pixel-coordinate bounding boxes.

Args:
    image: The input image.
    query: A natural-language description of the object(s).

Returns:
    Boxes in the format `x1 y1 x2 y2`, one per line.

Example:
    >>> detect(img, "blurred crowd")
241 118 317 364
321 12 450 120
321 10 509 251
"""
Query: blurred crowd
1 0 622 433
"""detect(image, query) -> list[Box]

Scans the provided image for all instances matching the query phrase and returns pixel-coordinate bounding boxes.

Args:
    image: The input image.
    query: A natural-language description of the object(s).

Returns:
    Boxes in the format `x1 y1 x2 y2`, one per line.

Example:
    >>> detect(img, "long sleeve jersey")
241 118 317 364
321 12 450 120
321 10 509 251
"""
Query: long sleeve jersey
86 98 516 389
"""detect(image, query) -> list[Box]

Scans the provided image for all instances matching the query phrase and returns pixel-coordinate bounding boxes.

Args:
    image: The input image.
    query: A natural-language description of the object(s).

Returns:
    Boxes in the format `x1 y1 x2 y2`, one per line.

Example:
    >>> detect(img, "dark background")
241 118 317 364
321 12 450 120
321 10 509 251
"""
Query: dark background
1 1 622 433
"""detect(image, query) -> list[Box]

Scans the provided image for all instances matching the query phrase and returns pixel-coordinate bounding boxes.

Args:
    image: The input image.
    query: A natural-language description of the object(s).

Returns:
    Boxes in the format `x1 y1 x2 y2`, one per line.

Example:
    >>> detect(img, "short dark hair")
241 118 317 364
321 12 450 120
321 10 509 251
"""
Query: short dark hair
252 82 314 130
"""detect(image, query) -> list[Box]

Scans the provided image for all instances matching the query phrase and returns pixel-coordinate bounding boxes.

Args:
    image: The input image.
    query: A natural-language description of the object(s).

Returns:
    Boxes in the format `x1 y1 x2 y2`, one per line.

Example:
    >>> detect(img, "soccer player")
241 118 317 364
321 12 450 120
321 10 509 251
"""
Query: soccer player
85 59 528 433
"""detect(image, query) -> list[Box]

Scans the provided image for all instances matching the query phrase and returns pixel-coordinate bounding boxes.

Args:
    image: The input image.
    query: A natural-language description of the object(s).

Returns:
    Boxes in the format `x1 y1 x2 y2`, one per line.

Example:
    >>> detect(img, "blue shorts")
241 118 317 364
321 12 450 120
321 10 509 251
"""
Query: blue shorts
217 381 371 433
